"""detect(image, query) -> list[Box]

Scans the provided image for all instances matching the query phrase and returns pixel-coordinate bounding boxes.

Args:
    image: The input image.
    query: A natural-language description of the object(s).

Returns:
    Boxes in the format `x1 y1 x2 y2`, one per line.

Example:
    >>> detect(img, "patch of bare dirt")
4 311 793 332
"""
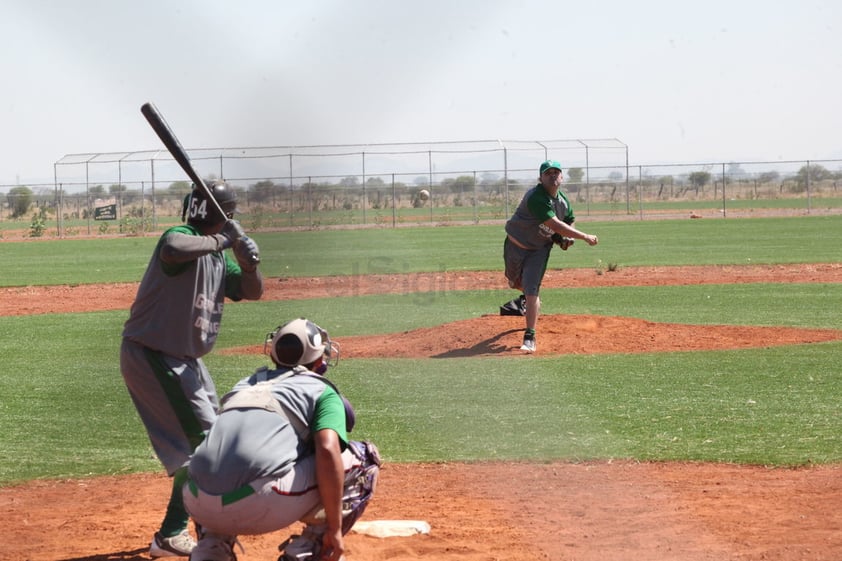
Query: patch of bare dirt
3 263 842 316
4 462 842 561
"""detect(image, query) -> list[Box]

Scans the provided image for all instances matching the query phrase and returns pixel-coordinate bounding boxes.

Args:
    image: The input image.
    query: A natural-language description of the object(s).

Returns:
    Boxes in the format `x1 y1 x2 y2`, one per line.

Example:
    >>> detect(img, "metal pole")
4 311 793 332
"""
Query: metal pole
289 154 294 226
391 173 397 228
141 180 146 234
428 150 433 223
53 164 61 237
151 164 157 230
472 170 478 223
721 162 727 218
503 147 510 218
148 158 153 234
118 160 123 221
361 152 366 225
86 161 92 235
536 141 548 161
585 144 590 215
308 176 313 227
626 146 631 214
806 160 812 213
638 166 643 220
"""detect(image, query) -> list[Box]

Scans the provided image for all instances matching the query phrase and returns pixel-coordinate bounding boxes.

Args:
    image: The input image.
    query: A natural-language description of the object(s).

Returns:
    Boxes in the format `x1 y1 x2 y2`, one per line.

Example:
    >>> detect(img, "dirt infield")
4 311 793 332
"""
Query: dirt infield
3 264 842 560
4 263 842 316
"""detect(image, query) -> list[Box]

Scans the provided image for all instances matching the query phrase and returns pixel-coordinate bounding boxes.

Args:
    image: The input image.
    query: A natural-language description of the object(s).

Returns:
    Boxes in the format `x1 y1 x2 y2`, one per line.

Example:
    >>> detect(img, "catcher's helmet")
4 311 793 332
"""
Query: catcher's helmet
265 318 340 370
182 180 240 225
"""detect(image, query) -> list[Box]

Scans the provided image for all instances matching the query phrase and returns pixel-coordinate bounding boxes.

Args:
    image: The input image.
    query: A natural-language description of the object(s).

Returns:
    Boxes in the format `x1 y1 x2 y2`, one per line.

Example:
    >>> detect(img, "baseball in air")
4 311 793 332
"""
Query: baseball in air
418 189 430 201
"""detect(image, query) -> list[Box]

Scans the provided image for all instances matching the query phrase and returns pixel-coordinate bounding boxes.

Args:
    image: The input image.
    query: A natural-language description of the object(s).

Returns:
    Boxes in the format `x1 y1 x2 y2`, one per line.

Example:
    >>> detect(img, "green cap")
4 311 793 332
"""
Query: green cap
540 160 562 175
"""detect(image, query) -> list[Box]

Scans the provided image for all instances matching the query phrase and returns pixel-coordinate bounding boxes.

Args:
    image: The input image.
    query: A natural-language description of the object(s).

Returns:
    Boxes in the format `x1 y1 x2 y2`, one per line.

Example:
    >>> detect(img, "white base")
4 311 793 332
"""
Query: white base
351 520 431 538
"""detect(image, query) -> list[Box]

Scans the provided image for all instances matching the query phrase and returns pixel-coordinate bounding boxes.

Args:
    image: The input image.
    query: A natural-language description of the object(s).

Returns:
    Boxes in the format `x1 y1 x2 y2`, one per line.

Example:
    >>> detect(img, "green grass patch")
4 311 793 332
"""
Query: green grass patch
220 283 842 339
0 312 159 482
310 344 842 465
2 279 842 485
2 215 841 485
2 215 842 286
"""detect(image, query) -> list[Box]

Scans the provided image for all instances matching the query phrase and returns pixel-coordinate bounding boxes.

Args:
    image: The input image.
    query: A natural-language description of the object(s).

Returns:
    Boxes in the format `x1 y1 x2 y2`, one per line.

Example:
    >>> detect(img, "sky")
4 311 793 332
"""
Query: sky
1 0 840 187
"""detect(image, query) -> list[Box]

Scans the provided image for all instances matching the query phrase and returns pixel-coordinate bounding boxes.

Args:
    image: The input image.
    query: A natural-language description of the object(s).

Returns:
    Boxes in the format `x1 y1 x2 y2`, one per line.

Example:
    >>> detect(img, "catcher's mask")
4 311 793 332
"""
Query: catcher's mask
265 318 340 373
181 180 240 225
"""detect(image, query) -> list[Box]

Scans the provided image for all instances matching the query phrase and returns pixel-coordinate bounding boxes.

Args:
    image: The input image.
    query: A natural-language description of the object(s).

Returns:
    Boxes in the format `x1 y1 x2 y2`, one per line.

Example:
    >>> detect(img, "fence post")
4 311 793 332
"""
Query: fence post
503 147 510 219
624 143 630 215
428 150 433 224
53 163 61 237
391 174 397 228
806 160 812 214
473 170 478 223
585 143 591 216
85 161 92 236
361 152 367 225
148 158 154 235
140 181 146 234
57 182 63 237
721 162 727 218
627 165 632 215
638 166 643 220
308 176 313 227
289 154 294 226
151 170 158 231
118 160 123 222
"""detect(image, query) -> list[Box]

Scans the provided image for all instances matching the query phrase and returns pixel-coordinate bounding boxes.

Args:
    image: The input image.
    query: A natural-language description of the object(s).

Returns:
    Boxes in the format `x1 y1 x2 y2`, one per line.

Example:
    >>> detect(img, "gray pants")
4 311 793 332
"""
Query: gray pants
503 237 551 296
120 339 219 475
184 442 380 536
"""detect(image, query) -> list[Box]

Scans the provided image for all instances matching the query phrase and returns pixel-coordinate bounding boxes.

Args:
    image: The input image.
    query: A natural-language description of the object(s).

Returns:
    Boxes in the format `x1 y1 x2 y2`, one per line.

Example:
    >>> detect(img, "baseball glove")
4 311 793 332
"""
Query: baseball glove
552 233 574 250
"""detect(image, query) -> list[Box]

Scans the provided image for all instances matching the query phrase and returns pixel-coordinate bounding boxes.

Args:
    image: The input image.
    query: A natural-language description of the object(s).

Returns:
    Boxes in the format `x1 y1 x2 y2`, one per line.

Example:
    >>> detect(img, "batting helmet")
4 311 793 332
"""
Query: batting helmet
265 318 340 371
182 180 240 225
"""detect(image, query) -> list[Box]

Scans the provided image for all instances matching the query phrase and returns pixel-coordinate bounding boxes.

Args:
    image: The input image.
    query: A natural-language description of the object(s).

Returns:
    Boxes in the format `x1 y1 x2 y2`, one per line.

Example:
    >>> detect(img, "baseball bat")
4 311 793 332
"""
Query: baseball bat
140 102 227 221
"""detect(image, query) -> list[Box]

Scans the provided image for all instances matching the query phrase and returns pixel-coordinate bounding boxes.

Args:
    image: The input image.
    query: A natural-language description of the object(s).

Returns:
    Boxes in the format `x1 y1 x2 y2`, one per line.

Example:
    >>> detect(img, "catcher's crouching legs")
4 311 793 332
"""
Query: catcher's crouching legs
279 441 382 561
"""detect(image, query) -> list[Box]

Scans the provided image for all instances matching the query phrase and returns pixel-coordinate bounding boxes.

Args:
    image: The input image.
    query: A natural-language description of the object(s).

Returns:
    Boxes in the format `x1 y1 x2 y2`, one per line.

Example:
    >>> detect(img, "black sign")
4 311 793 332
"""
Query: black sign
94 204 117 221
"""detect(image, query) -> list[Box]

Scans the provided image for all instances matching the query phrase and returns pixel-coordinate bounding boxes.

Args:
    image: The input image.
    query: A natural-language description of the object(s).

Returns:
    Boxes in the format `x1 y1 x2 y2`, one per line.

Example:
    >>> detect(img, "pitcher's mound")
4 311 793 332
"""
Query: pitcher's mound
228 314 842 359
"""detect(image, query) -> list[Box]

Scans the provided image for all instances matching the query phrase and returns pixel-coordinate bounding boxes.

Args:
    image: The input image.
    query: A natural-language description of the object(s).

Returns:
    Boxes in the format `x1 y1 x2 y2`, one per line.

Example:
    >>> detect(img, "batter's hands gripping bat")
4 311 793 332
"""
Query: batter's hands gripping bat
140 102 227 222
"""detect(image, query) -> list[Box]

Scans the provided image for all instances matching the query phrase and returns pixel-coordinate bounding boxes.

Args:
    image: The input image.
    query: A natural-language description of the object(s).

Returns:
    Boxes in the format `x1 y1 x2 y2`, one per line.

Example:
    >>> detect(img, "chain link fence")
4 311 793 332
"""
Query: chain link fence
1 139 840 238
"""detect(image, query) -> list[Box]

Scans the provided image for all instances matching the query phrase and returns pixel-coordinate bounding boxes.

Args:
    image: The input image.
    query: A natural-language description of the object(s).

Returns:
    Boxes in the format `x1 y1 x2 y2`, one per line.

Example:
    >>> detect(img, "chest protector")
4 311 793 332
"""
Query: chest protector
219 366 304 414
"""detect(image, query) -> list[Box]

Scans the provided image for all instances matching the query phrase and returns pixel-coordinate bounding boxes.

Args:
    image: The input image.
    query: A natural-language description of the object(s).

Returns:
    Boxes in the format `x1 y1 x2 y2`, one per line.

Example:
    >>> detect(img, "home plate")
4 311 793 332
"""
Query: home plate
352 520 431 538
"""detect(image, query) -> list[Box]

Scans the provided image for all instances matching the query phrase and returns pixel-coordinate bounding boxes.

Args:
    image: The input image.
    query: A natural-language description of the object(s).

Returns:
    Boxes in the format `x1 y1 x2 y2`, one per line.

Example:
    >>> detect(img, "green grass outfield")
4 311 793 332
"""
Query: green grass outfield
1 215 841 485
3 215 842 286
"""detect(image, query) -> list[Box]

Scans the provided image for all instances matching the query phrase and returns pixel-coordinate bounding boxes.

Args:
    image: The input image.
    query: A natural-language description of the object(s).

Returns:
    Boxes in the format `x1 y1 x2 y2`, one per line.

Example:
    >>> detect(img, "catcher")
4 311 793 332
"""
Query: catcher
183 318 381 561
120 181 263 557
501 159 598 352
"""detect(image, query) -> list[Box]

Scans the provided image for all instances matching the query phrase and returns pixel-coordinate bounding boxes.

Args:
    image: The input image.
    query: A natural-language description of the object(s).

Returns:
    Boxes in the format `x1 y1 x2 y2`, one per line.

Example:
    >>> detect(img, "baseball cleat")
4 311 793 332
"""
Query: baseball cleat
520 334 536 353
149 529 196 557
189 533 239 561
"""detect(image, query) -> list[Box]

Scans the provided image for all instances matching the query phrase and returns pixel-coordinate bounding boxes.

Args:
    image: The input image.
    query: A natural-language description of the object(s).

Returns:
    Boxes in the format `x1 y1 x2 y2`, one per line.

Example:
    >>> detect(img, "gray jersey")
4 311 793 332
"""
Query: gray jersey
505 184 574 250
122 225 254 359
188 366 348 495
